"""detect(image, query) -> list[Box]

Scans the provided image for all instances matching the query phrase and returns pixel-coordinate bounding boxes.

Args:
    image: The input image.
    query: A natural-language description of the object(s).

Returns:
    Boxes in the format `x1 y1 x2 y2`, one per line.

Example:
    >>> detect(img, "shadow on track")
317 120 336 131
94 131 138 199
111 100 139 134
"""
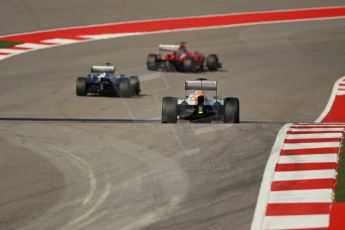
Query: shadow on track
0 117 160 124
0 118 299 125
240 120 297 125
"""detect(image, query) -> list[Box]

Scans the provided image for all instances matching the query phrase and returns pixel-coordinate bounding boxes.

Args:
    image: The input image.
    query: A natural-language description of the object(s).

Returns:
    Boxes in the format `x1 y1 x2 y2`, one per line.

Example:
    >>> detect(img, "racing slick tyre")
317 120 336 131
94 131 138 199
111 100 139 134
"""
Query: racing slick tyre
207 54 219 71
183 58 196 72
119 78 132 98
147 54 158 71
76 77 88 96
129 76 141 95
161 97 178 123
223 97 240 123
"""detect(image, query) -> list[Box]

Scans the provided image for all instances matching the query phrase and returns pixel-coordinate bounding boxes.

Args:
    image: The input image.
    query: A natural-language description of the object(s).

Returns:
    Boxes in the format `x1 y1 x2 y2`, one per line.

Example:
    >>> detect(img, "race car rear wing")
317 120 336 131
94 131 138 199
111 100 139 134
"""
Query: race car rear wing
91 65 115 74
185 80 217 91
158 44 179 51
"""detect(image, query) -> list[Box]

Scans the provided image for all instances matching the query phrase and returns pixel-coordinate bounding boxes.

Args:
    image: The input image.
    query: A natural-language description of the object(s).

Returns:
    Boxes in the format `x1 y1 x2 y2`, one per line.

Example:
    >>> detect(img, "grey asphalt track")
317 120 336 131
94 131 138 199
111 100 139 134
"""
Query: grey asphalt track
0 1 345 230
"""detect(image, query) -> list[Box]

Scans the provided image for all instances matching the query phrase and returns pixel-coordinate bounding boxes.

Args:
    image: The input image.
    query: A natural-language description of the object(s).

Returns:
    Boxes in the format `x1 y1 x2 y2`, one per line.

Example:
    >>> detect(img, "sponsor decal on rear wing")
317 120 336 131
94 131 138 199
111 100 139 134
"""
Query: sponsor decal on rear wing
185 80 217 91
158 44 179 51
91 65 115 73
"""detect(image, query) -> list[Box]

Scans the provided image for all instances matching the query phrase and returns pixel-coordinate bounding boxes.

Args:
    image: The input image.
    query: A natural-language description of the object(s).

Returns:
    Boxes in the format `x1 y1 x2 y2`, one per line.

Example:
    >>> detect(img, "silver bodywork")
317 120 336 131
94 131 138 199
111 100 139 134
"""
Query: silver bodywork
178 97 224 106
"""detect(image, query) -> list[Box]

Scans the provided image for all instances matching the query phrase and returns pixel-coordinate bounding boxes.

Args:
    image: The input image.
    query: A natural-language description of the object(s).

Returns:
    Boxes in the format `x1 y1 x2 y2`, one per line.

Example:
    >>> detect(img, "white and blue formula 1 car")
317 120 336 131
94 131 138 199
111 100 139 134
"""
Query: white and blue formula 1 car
76 64 140 97
161 78 239 123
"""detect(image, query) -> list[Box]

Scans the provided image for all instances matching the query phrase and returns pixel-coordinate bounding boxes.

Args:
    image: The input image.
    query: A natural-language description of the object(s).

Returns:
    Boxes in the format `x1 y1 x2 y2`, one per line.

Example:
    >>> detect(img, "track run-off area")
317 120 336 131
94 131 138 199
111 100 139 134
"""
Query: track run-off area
1 2 345 230
1 7 345 61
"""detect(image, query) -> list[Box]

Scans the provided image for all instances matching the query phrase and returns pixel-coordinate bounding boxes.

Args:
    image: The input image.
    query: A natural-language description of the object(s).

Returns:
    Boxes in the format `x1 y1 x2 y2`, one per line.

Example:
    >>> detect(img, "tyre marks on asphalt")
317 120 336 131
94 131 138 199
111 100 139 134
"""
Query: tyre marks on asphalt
0 124 191 230
46 144 98 207
62 183 112 230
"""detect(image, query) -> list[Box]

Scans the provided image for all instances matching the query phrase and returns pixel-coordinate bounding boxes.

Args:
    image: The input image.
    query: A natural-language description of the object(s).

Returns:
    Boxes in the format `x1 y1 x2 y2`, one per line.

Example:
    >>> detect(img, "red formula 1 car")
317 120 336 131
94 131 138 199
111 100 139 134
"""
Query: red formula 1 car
146 42 222 72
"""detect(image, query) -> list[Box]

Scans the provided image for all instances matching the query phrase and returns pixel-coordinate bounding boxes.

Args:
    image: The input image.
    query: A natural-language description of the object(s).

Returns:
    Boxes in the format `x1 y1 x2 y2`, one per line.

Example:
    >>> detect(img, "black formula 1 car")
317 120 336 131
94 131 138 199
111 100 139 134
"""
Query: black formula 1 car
147 42 222 72
161 78 239 123
76 64 140 97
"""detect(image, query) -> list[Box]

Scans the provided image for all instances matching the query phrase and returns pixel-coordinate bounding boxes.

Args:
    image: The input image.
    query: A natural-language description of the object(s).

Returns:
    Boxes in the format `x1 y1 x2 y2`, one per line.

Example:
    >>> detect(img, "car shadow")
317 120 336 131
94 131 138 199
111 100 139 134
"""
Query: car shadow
83 93 151 98
0 117 160 124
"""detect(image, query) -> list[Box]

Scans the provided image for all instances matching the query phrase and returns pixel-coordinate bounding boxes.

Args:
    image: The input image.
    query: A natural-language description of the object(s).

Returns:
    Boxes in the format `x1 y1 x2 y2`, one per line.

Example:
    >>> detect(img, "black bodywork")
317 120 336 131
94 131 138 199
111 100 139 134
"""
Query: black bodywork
178 97 223 121
76 65 140 98
84 73 127 96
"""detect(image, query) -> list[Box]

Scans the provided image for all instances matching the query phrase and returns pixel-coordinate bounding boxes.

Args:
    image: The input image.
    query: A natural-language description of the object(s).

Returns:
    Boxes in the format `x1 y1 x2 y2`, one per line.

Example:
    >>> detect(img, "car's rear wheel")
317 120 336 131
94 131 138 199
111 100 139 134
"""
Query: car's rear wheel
207 54 219 71
183 58 196 72
223 97 240 123
129 76 141 95
161 97 178 123
119 78 132 98
76 77 88 96
147 54 158 71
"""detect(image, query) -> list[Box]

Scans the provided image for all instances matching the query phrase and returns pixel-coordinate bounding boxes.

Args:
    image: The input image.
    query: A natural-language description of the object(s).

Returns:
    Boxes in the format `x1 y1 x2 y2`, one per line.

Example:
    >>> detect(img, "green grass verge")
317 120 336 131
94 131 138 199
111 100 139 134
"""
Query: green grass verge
0 40 23 49
335 138 345 202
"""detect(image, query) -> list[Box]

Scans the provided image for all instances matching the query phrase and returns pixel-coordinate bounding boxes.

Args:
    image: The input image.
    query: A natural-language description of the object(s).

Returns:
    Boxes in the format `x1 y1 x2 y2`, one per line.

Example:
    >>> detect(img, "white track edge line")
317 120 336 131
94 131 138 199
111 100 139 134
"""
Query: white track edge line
252 74 345 229
250 123 291 230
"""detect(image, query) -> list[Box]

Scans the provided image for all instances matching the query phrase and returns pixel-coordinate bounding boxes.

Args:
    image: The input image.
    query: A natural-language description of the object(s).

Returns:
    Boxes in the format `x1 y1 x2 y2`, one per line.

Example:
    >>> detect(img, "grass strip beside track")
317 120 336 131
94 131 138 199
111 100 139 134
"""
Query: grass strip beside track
0 40 22 49
335 137 345 202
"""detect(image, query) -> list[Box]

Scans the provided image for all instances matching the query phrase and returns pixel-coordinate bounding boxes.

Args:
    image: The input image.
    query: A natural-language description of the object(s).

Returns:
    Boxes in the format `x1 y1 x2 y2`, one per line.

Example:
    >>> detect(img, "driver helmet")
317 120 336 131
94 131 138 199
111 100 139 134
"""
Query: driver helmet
194 90 205 97
189 90 205 102
179 42 187 51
